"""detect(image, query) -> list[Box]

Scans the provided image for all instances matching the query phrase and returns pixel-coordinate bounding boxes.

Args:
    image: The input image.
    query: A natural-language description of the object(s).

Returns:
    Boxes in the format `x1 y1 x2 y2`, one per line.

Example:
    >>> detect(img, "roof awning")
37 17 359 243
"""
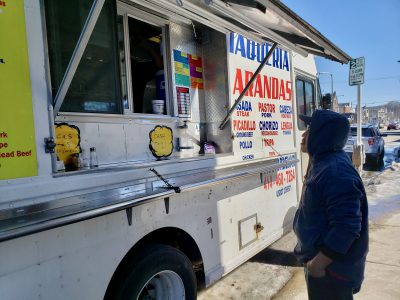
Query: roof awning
158 0 352 64
256 0 352 63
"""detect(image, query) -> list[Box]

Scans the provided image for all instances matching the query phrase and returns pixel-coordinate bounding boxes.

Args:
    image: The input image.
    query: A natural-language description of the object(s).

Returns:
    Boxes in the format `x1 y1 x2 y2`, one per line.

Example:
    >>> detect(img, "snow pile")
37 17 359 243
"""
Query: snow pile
364 164 400 221
198 262 292 300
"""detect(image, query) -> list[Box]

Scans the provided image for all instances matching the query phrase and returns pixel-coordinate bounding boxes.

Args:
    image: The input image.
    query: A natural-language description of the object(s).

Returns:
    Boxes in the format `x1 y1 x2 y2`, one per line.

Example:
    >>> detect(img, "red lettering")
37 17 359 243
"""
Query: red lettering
263 75 271 99
232 69 291 102
234 120 253 131
261 131 278 136
237 111 249 117
233 68 244 95
244 71 254 97
271 77 279 99
263 138 274 146
17 150 32 157
253 74 264 98
263 174 273 190
286 81 292 100
279 79 286 100
281 122 293 130
258 103 276 113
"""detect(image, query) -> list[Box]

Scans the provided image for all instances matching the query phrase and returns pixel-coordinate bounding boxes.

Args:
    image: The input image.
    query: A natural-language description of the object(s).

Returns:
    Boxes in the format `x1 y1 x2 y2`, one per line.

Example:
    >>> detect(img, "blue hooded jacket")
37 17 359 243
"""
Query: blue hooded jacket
293 110 369 288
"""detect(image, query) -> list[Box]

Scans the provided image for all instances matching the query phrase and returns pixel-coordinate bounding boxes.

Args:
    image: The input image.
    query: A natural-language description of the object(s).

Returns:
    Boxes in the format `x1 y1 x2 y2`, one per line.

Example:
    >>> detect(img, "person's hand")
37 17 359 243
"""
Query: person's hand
307 252 333 278
307 259 326 278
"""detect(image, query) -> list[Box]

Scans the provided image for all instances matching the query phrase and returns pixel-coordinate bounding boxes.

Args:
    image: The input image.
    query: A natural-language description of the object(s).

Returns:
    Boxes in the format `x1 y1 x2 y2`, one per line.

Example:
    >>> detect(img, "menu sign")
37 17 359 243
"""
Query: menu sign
0 1 37 180
228 33 294 161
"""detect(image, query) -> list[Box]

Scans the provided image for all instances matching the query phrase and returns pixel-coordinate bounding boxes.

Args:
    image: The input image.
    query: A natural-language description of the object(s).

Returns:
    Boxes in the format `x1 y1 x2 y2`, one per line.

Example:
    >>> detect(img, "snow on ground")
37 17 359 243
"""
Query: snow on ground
363 162 400 221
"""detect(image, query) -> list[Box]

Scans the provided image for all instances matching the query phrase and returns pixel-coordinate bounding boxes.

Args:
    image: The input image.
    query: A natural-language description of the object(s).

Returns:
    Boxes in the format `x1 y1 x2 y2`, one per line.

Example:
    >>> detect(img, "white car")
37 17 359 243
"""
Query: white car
345 125 386 167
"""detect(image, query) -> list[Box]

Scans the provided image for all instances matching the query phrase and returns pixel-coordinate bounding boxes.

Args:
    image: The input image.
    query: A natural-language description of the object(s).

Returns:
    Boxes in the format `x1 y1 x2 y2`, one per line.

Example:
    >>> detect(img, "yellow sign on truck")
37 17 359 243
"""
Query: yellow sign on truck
0 0 37 180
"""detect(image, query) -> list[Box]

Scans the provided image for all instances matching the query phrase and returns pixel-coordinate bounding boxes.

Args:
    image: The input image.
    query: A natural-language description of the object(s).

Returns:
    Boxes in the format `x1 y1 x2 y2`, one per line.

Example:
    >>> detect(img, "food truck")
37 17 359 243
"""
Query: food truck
0 0 351 299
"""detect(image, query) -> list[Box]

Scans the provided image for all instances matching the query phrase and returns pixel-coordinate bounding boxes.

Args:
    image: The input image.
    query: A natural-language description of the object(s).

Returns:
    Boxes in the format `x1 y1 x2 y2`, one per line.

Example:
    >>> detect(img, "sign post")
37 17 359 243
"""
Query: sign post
349 57 365 172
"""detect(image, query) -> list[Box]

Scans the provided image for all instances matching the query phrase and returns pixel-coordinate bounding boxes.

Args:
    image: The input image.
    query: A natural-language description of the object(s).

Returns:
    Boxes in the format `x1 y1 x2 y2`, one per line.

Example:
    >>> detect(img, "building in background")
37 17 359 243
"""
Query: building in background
338 102 354 114
368 106 388 126
362 105 369 124
342 112 357 124
340 101 399 125
331 92 339 112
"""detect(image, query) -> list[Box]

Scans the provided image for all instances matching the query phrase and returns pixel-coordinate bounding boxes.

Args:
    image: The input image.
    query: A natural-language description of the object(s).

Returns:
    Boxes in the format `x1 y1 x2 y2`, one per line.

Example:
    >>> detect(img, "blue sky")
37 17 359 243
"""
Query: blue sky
283 0 400 106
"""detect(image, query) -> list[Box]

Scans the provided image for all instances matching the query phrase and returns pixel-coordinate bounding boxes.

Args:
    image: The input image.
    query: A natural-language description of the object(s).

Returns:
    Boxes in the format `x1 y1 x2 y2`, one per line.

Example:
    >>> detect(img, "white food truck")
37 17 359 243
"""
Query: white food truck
0 0 351 299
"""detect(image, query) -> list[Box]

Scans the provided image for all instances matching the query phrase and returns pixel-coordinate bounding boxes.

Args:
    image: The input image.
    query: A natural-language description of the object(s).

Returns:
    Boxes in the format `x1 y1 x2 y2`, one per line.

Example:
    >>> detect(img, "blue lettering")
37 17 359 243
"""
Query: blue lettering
229 34 290 71
259 121 279 131
239 141 253 149
261 112 272 118
266 44 272 66
283 51 289 71
236 132 254 138
235 35 246 58
284 185 291 194
242 154 254 161
229 32 235 53
273 48 280 68
279 105 292 114
236 101 253 111
246 39 256 60
256 43 263 63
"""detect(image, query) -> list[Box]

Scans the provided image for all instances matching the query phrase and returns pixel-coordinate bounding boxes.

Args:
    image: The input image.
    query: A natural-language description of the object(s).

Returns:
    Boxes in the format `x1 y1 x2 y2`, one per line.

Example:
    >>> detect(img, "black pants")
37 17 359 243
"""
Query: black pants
304 267 359 300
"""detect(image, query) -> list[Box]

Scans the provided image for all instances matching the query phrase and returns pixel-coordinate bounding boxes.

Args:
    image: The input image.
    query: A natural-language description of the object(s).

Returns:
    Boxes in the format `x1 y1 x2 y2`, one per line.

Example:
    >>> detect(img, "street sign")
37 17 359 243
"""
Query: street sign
349 57 365 86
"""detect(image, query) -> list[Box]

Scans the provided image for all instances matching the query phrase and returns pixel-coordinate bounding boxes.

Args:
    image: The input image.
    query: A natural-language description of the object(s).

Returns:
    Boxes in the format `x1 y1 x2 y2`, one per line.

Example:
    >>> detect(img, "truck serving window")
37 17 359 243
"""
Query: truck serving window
296 78 315 130
45 0 122 114
117 9 167 115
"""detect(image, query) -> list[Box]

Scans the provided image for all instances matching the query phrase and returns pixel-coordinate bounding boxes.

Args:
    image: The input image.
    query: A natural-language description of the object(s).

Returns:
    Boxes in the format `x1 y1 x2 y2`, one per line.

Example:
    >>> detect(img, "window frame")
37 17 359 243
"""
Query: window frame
45 0 123 115
117 2 172 116
295 76 316 130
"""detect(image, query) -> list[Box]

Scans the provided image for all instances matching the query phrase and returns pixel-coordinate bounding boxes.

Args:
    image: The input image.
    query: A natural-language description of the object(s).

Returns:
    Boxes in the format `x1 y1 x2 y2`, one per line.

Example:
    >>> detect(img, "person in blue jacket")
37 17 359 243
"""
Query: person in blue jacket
293 110 369 300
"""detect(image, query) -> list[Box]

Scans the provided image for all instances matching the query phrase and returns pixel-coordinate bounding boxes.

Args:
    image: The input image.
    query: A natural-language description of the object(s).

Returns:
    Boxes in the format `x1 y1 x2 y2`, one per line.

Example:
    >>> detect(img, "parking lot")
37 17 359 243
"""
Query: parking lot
198 130 400 300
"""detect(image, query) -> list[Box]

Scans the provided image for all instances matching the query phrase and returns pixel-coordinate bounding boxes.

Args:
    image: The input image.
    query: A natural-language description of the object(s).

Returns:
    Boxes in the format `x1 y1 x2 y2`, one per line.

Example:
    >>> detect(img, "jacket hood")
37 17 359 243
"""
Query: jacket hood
307 110 350 158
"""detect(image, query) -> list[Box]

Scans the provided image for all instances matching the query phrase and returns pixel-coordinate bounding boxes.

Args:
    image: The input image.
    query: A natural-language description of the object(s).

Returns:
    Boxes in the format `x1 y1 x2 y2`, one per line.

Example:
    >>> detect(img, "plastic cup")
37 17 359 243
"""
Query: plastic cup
152 100 165 114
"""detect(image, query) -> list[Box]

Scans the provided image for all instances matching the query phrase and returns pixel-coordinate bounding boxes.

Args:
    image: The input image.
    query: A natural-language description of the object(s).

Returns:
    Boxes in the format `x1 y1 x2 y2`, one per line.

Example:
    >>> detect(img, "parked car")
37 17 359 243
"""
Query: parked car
387 123 399 130
344 125 386 168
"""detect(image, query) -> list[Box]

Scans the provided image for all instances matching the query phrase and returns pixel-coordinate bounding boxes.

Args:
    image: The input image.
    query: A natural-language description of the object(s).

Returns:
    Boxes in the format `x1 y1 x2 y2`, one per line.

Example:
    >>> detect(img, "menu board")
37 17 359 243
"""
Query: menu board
228 33 294 161
0 1 37 180
173 49 204 117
